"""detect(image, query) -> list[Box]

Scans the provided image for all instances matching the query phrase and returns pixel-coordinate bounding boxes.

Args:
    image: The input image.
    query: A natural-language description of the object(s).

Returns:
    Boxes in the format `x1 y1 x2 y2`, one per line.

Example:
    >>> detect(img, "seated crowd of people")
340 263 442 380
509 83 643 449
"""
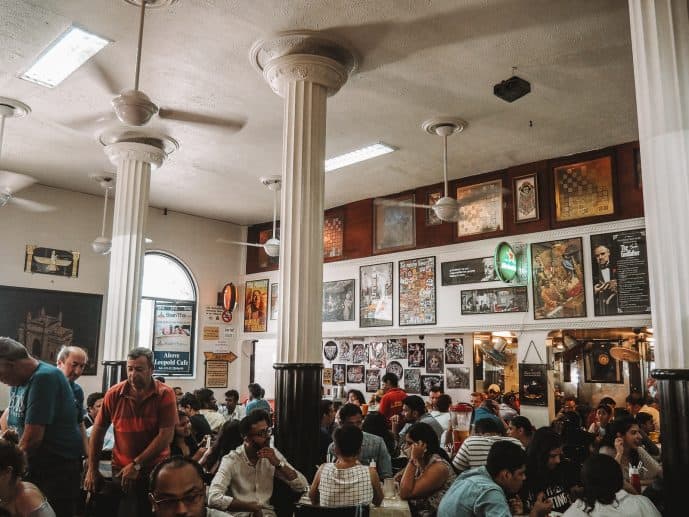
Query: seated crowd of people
0 337 664 517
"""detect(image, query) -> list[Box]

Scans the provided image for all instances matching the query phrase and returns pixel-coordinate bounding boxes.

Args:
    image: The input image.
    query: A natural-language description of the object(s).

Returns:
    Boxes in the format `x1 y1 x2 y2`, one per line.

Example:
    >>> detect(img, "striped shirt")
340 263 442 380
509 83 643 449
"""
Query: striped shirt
96 379 178 470
452 435 524 473
318 463 374 507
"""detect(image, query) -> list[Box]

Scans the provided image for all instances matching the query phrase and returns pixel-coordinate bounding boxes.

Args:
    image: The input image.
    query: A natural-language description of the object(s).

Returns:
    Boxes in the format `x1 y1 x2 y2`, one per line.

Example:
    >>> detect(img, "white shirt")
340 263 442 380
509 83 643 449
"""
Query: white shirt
318 463 374 507
208 444 308 513
225 404 246 422
200 409 227 432
452 435 524 473
563 490 660 517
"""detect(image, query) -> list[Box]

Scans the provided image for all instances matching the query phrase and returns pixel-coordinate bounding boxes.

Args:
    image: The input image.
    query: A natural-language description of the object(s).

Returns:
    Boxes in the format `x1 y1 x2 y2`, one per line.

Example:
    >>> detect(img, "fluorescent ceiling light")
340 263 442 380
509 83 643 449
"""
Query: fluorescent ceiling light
325 142 396 172
20 25 110 88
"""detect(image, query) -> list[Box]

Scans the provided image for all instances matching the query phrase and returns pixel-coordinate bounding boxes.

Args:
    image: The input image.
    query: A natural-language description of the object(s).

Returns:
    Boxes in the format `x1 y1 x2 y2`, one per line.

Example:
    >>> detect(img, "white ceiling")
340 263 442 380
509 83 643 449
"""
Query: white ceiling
0 0 638 226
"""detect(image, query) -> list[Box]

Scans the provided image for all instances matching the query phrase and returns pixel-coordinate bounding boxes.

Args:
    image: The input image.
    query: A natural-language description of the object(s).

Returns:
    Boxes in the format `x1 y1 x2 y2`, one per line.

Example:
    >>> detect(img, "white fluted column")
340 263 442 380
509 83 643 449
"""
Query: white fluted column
628 2 689 512
102 142 165 361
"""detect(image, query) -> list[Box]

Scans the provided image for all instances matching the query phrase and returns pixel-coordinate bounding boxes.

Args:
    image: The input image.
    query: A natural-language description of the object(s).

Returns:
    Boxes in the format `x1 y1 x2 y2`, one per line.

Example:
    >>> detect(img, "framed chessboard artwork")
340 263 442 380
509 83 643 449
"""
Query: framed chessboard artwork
553 155 615 222
456 179 503 237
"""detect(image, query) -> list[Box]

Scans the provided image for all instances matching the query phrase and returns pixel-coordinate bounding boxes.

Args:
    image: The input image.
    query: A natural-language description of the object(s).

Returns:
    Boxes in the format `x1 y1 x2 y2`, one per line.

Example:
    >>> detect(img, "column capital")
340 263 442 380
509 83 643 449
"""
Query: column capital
250 30 357 98
104 141 167 170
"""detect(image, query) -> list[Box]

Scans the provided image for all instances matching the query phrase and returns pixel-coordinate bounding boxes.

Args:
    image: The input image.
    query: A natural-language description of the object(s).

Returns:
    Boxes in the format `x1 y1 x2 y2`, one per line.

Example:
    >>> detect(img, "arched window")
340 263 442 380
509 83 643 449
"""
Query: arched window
138 252 197 377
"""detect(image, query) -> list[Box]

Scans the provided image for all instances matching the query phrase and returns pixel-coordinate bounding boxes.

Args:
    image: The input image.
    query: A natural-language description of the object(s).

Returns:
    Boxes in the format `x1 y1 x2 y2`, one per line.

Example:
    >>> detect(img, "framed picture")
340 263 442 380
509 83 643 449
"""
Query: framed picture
373 193 416 254
270 283 278 320
359 263 393 327
332 364 346 385
368 341 387 368
404 369 421 394
338 341 352 362
0 285 102 375
323 212 345 259
351 342 367 363
153 301 195 376
366 369 381 392
408 342 425 367
553 155 615 222
244 279 269 332
461 286 529 315
531 238 586 319
347 364 365 384
426 348 444 373
322 279 356 322
25 245 80 278
386 361 404 380
386 339 407 360
399 256 436 326
513 173 539 222
420 375 444 396
205 360 228 388
441 257 497 285
519 363 548 406
446 367 470 390
456 179 503 237
426 190 443 226
323 367 333 386
444 338 464 365
583 340 623 384
323 340 338 361
257 228 280 268
590 230 650 316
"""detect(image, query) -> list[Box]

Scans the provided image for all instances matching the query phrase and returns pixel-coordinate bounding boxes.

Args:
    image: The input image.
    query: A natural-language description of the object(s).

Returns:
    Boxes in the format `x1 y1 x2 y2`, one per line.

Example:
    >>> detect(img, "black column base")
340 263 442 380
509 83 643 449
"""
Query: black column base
651 369 689 517
274 362 322 481
101 360 127 392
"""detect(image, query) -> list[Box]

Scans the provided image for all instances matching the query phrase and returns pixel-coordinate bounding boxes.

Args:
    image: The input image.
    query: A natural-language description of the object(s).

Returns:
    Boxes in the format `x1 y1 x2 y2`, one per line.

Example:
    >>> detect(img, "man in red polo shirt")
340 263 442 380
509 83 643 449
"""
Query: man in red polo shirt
378 373 407 424
84 347 178 517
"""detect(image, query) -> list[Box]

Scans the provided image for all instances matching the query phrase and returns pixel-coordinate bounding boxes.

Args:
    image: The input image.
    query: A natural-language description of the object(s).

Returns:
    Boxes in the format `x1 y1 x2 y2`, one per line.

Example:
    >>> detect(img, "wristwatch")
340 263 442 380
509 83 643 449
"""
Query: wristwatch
133 460 142 472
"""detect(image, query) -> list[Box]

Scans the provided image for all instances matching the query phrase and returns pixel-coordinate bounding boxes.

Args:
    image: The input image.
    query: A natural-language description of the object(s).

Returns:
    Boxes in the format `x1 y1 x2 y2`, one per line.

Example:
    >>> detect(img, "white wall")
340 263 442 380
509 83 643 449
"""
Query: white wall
0 184 246 407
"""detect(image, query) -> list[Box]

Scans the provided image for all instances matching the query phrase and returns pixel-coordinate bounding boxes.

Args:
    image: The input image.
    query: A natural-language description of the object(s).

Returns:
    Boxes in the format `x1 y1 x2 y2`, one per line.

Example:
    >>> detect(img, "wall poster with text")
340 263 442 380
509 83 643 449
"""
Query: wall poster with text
153 301 194 376
399 256 436 326
244 279 269 332
360 262 394 327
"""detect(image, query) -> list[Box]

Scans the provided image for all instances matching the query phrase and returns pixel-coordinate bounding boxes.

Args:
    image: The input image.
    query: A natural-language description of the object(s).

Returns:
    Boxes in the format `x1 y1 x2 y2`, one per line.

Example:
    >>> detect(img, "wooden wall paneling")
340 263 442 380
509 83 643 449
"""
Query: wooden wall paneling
342 198 373 260
614 142 644 219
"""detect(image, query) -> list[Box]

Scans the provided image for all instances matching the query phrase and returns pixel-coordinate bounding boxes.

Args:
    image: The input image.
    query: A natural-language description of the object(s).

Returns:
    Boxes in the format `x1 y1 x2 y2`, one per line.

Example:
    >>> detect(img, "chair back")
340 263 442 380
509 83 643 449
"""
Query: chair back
294 503 370 517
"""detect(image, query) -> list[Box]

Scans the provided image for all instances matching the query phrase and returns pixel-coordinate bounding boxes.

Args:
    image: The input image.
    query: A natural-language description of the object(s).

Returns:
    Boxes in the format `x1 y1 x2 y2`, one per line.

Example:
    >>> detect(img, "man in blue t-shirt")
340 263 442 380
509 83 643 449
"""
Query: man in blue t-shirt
0 337 83 517
56 345 90 456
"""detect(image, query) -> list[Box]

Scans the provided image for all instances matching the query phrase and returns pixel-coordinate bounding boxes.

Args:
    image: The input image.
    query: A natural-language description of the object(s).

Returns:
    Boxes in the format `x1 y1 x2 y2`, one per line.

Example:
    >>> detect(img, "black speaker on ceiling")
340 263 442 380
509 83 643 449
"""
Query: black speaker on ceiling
494 75 531 102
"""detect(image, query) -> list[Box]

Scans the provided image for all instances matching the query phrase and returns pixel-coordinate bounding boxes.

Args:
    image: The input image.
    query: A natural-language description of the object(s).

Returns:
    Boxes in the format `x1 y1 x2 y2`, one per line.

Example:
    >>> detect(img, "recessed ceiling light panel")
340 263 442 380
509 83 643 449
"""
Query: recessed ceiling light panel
20 25 111 88
325 143 396 172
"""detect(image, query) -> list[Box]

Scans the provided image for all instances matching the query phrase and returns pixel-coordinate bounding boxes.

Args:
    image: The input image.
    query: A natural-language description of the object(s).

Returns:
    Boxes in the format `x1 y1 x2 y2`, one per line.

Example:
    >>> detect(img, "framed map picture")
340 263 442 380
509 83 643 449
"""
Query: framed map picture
244 279 269 332
373 194 416 253
531 238 586 319
456 179 503 237
399 256 436 326
553 155 614 222
360 263 394 327
513 173 539 222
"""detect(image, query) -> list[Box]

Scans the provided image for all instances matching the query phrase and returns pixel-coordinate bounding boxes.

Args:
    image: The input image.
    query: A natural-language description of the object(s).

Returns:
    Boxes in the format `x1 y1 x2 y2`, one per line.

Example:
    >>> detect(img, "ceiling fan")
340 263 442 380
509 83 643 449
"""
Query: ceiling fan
218 176 281 257
0 98 53 212
73 0 245 134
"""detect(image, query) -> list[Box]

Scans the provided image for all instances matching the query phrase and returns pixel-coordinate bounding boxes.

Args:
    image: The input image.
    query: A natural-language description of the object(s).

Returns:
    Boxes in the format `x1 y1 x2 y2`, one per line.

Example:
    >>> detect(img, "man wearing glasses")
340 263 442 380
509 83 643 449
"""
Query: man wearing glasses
149 456 231 517
208 410 307 516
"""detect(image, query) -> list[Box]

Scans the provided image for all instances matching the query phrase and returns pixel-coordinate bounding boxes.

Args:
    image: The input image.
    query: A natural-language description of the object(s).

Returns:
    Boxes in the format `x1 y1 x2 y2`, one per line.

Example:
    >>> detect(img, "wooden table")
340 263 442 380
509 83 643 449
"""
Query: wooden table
371 497 411 517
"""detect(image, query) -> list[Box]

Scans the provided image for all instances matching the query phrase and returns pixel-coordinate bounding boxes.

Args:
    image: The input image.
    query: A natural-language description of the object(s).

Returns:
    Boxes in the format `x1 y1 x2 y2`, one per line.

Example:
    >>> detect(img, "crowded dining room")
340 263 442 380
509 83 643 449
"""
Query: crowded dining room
0 1 686 516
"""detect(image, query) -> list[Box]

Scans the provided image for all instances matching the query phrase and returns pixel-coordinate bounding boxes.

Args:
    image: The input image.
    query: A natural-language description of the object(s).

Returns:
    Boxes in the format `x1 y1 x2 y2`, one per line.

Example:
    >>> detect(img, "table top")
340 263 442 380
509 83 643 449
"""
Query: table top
298 495 410 517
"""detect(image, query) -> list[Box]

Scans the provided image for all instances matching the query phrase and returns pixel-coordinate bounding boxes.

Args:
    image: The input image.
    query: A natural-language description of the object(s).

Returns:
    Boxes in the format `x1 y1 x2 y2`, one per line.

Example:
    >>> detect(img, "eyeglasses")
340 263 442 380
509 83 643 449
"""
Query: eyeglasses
251 427 273 438
151 490 205 510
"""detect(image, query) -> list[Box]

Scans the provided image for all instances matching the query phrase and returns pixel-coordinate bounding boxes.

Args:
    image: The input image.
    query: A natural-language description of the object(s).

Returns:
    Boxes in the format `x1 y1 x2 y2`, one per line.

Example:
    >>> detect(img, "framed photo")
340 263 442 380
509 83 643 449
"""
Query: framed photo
519 364 548 406
323 368 333 386
373 193 416 253
531 238 586 319
441 257 497 285
456 179 503 237
386 361 404 380
351 342 366 364
338 341 352 362
386 339 407 360
332 364 346 385
420 375 444 396
404 369 421 394
257 228 280 268
426 190 443 226
205 360 228 388
461 286 529 315
368 341 387 368
366 369 381 392
0 286 102 375
583 340 623 383
323 212 345 259
553 155 615 222
444 338 464 365
408 342 425 367
347 364 365 384
153 301 195 376
399 256 436 326
25 245 80 278
244 279 269 332
270 283 278 320
446 367 470 390
590 230 650 316
323 340 338 361
513 173 539 222
322 279 356 322
426 348 444 373
359 263 393 327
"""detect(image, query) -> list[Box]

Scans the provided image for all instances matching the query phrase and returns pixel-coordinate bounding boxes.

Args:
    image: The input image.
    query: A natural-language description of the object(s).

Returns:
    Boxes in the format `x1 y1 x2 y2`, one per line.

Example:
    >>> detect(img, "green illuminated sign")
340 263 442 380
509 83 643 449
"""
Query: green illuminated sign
494 242 518 282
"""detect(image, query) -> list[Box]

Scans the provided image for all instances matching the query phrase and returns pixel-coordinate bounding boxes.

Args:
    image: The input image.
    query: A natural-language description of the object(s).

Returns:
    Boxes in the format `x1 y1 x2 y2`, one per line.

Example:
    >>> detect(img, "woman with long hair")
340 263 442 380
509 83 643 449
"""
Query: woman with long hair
521 427 578 514
347 389 366 406
600 417 661 490
563 454 660 516
362 411 397 457
398 422 456 516
199 420 243 477
0 438 55 516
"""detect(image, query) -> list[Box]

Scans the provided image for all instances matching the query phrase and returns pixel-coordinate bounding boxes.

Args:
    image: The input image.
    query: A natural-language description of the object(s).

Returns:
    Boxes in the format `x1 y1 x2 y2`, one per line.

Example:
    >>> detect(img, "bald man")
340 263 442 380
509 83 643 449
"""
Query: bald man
57 345 89 456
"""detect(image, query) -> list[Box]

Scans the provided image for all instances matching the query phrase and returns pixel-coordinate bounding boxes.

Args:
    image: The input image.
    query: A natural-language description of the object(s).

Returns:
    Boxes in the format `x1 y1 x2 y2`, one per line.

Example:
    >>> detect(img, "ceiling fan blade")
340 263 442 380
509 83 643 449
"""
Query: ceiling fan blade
61 113 115 133
88 59 122 96
158 108 246 131
0 170 37 193
374 198 434 210
10 196 55 212
457 186 511 205
216 238 264 248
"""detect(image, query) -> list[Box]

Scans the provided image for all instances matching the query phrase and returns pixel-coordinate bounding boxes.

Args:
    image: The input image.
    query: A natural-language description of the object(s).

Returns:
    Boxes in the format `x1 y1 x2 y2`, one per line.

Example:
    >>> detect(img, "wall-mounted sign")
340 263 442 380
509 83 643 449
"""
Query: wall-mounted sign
203 326 220 341
25 245 80 278
205 360 228 388
494 241 528 284
153 301 194 376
